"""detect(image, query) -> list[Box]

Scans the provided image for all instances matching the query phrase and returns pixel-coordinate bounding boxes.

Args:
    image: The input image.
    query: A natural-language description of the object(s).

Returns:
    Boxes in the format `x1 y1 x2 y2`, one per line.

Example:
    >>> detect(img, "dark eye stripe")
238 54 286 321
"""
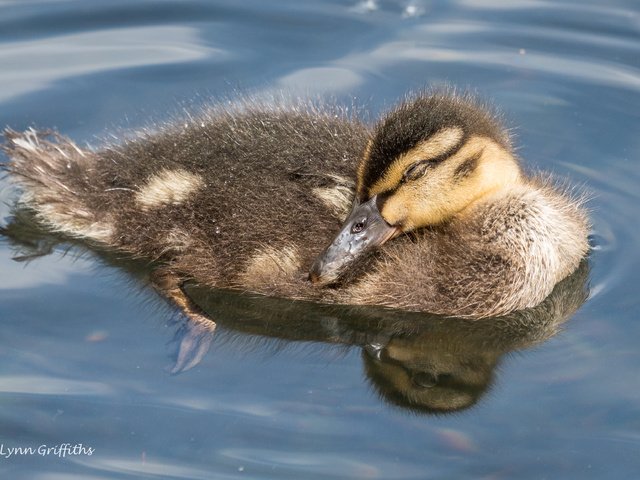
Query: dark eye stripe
362 130 467 198
402 160 434 182
453 150 483 180
402 139 476 184
404 163 422 180
368 141 469 201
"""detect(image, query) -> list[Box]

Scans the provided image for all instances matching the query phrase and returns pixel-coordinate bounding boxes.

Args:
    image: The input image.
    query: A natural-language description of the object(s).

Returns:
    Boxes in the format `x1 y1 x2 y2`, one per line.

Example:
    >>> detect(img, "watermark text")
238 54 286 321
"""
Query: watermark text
0 443 94 459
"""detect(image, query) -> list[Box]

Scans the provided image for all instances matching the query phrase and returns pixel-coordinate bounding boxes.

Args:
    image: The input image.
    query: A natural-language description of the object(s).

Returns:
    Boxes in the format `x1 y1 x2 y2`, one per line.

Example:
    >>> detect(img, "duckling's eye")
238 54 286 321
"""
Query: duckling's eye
402 160 433 183
351 219 367 234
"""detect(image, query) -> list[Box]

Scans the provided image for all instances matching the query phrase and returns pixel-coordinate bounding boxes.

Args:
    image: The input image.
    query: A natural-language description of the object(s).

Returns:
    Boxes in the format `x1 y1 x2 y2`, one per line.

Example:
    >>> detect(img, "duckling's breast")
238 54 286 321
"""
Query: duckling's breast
338 182 589 318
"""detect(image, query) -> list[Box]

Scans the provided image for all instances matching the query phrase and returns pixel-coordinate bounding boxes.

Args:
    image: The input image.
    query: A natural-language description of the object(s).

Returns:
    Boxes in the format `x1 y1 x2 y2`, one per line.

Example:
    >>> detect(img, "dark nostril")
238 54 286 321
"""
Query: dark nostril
351 220 366 234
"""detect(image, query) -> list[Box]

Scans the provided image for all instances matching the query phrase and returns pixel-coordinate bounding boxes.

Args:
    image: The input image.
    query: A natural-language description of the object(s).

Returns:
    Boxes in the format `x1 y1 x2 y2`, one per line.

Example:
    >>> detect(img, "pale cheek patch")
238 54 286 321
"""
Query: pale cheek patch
135 169 204 210
380 194 411 228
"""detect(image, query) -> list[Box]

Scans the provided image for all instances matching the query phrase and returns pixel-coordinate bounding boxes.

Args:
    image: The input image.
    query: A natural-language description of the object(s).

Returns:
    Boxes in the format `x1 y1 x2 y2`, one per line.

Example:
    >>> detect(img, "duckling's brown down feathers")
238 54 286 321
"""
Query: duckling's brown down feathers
2 94 590 318
4 105 366 296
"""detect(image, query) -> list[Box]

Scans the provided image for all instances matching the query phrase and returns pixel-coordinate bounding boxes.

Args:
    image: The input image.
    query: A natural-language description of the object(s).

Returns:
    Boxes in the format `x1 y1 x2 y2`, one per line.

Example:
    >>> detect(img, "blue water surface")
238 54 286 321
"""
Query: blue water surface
1 0 639 478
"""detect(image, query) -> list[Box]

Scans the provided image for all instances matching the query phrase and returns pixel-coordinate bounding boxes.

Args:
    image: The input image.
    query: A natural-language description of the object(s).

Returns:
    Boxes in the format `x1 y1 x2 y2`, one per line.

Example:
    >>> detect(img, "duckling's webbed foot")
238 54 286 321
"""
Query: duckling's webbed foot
150 268 216 374
169 316 215 374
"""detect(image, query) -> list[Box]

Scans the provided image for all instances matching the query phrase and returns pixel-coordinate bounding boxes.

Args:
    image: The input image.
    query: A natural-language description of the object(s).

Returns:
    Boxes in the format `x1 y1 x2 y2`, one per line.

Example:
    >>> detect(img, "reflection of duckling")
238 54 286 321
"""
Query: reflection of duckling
187 258 589 413
2 92 589 325
362 260 589 414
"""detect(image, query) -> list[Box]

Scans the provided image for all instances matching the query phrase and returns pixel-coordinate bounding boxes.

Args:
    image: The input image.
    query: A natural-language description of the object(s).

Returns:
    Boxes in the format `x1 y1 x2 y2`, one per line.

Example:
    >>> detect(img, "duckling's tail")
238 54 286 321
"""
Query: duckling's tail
2 128 114 243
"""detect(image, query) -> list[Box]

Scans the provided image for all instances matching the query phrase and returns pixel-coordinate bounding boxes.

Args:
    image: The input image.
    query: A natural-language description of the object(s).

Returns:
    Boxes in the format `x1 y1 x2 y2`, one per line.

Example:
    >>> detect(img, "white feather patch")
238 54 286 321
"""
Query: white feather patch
312 180 354 219
135 169 204 210
19 191 114 242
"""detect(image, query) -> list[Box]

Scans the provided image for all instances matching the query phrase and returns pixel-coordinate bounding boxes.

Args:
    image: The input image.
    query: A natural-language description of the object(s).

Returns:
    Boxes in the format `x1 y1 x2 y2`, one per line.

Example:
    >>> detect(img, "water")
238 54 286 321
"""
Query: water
1 0 639 478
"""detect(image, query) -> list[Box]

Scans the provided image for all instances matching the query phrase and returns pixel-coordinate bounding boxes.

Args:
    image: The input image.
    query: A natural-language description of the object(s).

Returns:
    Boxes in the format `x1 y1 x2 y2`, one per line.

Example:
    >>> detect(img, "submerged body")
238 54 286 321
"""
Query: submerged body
2 93 590 319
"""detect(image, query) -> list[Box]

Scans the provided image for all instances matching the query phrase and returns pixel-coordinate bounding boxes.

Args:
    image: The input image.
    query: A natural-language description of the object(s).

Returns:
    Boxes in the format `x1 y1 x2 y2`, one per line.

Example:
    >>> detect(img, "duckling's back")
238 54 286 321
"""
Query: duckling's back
3 104 368 296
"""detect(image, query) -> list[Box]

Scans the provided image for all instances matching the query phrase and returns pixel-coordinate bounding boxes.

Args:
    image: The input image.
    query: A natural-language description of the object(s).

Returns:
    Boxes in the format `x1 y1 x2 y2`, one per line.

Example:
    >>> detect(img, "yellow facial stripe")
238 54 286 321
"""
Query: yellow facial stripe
368 127 464 197
356 139 373 197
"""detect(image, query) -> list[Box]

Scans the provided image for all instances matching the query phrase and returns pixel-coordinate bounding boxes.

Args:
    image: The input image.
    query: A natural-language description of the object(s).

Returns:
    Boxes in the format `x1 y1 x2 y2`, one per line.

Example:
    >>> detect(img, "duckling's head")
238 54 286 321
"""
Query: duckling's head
310 92 521 285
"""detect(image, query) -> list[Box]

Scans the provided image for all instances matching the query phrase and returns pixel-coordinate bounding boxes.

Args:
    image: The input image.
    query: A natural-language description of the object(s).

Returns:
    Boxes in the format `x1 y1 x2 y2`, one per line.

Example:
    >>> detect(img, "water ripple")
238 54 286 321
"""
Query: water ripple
0 375 113 395
218 448 426 479
73 456 223 480
0 25 221 103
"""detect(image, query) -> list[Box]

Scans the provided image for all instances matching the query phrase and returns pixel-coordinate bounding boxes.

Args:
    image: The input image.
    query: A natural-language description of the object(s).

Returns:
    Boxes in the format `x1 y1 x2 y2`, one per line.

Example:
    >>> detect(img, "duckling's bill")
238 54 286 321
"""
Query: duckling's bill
309 196 400 285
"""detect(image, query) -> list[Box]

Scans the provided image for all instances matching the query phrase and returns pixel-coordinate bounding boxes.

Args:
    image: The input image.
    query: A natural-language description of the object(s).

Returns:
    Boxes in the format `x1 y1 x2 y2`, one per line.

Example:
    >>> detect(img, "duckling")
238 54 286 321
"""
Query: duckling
1 91 589 329
313 93 590 317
